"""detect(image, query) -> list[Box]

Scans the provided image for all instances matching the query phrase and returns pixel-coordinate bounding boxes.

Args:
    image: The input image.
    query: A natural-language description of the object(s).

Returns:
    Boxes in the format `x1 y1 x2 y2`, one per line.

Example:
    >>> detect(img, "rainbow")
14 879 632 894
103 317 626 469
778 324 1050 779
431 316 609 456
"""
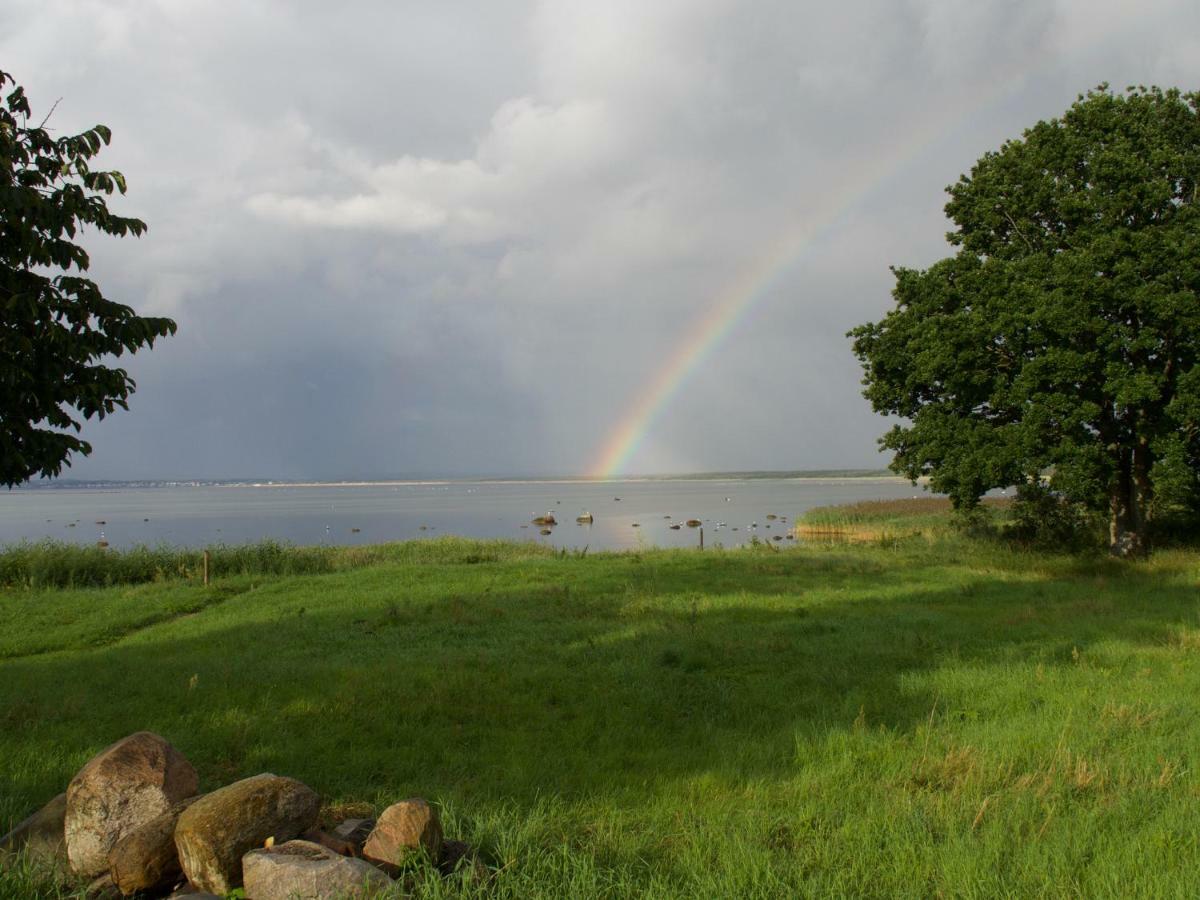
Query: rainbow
586 30 1113 479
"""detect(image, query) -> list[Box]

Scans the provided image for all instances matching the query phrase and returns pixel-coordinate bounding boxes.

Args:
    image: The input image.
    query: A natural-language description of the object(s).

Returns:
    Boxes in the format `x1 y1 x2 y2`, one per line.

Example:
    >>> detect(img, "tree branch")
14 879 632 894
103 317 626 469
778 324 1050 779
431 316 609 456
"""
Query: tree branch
34 97 63 130
999 206 1036 252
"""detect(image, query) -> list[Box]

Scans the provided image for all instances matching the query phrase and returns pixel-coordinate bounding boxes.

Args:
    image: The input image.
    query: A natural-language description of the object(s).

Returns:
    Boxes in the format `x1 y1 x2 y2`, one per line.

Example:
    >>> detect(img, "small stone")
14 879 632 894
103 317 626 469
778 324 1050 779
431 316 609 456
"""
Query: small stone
65 732 198 877
243 839 392 900
300 828 357 857
362 799 442 872
0 792 67 870
332 819 375 853
174 773 320 895
333 818 375 841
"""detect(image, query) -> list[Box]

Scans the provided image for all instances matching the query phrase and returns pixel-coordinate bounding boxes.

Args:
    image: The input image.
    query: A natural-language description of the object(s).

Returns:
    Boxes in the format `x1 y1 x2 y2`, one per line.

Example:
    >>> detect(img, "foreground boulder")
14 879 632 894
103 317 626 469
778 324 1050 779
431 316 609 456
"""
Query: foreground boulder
242 839 392 899
0 792 67 869
108 796 197 896
65 732 199 877
362 799 442 871
174 773 320 894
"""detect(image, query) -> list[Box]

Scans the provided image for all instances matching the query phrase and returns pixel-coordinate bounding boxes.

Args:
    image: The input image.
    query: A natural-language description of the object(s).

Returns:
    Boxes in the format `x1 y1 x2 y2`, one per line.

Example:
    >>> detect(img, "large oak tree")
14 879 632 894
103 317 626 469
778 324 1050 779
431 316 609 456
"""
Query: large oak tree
851 86 1200 557
1 71 175 487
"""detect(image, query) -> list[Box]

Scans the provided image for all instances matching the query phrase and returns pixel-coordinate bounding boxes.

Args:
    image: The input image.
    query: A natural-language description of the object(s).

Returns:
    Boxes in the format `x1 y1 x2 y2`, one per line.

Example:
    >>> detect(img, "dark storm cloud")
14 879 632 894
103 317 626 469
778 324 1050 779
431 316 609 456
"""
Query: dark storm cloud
3 0 1199 478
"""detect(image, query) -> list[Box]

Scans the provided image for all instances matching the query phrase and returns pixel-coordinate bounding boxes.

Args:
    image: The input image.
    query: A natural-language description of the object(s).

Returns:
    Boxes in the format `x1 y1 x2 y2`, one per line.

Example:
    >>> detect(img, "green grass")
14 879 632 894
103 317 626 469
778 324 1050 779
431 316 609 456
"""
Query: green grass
0 536 556 589
2 527 1199 897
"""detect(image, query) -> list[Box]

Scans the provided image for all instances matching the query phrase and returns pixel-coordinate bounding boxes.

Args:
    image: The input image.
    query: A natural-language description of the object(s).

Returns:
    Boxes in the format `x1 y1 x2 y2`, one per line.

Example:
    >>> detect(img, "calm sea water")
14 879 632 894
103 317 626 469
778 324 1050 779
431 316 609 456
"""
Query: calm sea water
0 478 937 552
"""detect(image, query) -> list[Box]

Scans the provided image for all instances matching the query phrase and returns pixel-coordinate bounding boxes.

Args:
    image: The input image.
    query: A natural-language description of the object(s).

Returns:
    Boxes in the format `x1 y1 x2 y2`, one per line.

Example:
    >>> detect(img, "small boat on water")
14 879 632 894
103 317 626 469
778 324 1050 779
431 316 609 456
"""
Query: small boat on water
576 511 594 523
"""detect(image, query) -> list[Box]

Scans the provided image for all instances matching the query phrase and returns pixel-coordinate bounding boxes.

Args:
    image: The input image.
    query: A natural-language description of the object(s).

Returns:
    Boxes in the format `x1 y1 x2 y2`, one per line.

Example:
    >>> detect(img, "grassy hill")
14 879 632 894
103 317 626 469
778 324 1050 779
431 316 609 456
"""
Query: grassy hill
2 509 1199 897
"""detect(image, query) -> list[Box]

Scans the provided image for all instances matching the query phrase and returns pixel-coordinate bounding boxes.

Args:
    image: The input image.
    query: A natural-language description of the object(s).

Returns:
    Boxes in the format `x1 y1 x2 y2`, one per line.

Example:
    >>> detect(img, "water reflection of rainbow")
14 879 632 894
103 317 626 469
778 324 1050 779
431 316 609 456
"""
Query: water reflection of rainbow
586 34 1109 480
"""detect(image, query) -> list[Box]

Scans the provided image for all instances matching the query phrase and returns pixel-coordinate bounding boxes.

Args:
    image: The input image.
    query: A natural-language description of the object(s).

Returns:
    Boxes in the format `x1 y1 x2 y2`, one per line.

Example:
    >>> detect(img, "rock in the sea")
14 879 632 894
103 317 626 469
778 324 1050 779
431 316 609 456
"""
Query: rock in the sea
108 796 197 896
242 839 392 900
362 799 442 871
0 792 67 870
174 773 320 895
65 732 199 878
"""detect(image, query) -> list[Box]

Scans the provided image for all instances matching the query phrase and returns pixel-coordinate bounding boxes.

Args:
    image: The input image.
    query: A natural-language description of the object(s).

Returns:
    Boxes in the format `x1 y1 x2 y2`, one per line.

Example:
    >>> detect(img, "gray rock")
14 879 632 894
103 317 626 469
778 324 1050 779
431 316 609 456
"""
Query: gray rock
242 839 392 899
299 828 357 857
107 796 197 896
65 732 199 877
332 818 375 850
174 773 320 895
0 792 67 869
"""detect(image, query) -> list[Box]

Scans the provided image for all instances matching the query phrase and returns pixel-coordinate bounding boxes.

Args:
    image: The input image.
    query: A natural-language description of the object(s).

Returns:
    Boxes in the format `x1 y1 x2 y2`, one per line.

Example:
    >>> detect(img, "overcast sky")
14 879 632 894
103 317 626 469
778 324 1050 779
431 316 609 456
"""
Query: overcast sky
4 0 1200 480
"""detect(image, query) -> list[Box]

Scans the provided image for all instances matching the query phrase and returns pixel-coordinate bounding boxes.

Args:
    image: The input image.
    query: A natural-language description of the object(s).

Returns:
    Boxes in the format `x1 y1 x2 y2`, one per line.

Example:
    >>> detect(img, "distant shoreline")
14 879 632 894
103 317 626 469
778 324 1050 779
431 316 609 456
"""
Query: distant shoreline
13 470 911 491
226 474 914 489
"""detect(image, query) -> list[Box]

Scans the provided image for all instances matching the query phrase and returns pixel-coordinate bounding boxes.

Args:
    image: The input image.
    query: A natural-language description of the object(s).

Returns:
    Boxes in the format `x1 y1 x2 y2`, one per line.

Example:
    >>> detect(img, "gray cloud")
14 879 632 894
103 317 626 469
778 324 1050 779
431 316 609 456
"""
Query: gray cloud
4 0 1199 479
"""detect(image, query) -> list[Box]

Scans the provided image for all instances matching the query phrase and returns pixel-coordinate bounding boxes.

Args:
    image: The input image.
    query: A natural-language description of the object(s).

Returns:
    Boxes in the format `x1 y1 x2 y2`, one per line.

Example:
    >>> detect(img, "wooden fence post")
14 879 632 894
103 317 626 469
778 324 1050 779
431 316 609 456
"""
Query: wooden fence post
203 550 210 586
699 526 704 550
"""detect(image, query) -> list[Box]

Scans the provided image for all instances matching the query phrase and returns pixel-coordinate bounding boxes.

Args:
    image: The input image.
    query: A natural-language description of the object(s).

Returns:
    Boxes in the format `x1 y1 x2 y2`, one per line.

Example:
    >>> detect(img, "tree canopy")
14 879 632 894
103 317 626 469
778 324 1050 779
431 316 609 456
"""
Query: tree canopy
0 70 175 487
850 85 1200 557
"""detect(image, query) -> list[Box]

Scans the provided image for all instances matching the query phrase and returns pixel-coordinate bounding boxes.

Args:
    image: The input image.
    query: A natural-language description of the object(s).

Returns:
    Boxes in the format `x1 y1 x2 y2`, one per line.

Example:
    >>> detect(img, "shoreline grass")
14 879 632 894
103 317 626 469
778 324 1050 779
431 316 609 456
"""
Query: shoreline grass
2 511 1199 897
0 536 557 590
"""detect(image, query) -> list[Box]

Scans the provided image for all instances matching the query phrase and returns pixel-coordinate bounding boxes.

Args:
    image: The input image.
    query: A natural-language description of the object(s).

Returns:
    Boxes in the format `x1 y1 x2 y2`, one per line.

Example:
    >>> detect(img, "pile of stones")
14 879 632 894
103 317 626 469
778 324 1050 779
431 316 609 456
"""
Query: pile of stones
0 732 486 898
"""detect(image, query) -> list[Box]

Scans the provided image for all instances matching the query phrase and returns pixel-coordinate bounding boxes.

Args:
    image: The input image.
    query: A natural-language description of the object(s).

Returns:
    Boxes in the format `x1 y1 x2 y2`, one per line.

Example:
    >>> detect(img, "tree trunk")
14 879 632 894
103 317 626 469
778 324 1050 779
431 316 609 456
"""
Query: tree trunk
1109 448 1149 558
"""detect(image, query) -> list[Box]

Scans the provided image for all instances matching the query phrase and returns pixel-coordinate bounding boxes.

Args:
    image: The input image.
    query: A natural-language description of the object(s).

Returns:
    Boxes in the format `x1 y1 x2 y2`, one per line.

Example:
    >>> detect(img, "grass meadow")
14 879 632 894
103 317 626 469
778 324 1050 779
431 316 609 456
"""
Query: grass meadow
1 508 1199 897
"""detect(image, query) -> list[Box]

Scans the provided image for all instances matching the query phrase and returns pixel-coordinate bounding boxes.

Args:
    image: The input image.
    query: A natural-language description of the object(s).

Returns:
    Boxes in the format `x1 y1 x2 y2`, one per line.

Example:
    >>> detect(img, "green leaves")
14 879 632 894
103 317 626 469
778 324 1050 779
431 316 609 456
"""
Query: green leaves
851 86 1200 554
0 69 176 487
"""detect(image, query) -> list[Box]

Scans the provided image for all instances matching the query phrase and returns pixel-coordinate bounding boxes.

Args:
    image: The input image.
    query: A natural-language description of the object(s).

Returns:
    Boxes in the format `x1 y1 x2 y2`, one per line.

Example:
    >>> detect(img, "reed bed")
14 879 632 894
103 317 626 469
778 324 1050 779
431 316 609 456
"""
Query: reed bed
0 536 555 589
